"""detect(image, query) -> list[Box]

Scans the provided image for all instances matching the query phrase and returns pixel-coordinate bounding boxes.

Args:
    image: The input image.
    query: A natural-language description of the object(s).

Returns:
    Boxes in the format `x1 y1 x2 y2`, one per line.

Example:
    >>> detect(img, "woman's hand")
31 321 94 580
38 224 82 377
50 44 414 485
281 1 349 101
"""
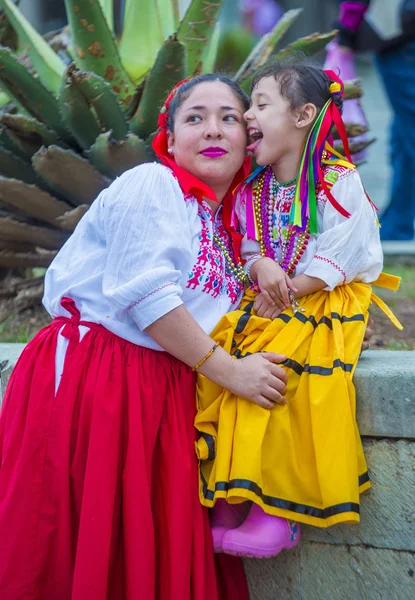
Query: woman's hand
252 258 297 311
226 352 287 409
254 292 283 319
145 305 286 409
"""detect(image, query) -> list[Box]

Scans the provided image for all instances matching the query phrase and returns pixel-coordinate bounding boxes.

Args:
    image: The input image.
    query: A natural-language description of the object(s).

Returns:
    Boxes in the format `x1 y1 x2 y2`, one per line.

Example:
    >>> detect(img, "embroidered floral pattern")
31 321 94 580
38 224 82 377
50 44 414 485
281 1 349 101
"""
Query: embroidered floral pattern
187 209 211 291
186 202 244 304
317 164 352 203
315 255 347 283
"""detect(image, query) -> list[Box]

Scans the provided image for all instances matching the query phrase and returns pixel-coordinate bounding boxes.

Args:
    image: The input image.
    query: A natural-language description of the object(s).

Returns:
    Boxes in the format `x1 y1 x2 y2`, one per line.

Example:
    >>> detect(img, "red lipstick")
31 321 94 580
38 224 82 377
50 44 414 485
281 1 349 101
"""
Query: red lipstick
200 147 228 158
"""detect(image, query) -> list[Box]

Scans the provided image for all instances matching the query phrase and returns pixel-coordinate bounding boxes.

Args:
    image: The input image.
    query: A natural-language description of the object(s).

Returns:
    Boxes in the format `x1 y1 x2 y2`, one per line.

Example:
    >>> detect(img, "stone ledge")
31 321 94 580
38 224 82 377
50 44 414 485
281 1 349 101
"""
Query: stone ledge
382 241 415 265
245 543 415 600
302 439 414 552
354 351 415 439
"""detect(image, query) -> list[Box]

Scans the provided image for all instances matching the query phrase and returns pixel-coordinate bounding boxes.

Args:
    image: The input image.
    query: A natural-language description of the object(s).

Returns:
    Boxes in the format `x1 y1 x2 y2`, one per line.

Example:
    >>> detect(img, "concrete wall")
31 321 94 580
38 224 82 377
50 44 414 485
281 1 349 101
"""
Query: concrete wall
1 346 414 599
243 350 415 600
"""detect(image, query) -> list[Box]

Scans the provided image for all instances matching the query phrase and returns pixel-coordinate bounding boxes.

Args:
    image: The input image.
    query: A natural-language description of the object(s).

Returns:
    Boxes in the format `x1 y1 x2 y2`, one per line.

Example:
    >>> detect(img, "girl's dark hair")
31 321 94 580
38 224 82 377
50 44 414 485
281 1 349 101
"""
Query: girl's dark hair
167 74 250 131
251 62 343 115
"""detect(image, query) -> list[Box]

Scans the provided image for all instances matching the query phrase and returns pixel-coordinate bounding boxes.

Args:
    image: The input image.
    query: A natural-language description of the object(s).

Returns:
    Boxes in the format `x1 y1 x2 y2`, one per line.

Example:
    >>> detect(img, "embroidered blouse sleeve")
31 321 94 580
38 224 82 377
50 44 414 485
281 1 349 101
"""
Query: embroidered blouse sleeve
304 170 382 290
102 163 193 330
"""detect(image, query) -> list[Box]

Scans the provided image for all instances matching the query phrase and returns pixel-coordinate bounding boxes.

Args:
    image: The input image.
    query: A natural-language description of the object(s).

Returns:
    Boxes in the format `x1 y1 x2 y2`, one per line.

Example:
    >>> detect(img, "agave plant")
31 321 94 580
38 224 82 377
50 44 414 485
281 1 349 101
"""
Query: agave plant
0 0 362 272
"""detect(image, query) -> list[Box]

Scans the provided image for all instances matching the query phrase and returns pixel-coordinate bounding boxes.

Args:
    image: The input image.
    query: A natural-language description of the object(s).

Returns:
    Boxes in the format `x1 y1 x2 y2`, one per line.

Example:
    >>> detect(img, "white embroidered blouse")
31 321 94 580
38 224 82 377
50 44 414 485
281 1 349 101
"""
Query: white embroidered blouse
237 165 383 289
43 163 244 351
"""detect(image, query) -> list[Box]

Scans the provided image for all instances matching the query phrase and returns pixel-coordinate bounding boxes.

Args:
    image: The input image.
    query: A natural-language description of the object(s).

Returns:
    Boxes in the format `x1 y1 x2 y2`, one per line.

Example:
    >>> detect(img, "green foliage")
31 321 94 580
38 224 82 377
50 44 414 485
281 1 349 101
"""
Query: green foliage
0 0 359 269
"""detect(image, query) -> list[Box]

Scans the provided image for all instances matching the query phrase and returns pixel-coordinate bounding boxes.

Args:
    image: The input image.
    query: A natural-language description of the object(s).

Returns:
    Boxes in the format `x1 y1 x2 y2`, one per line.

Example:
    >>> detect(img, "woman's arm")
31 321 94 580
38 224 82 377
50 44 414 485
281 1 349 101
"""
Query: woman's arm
145 304 288 409
290 274 327 298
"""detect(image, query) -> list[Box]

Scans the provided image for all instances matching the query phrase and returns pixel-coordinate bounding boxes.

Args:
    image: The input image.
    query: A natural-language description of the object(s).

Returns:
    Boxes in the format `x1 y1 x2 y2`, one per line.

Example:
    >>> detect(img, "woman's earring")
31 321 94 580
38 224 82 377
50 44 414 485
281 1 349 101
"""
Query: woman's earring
168 148 173 154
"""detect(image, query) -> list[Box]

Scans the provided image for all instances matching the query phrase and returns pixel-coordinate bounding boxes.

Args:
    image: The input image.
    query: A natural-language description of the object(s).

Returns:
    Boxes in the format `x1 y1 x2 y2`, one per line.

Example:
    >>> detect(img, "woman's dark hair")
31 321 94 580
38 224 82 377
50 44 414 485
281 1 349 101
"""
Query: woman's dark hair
167 74 250 131
251 62 343 115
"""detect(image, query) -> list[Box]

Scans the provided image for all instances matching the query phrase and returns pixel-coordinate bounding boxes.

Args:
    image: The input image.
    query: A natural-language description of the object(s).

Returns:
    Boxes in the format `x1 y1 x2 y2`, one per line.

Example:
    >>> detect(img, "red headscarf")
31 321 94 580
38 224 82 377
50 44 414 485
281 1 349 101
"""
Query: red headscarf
152 80 251 263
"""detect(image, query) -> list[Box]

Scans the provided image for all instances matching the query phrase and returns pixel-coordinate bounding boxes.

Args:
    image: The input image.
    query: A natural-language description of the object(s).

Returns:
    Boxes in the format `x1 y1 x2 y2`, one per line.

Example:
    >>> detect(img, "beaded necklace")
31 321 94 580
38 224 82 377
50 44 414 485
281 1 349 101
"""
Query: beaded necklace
253 167 310 275
213 232 246 284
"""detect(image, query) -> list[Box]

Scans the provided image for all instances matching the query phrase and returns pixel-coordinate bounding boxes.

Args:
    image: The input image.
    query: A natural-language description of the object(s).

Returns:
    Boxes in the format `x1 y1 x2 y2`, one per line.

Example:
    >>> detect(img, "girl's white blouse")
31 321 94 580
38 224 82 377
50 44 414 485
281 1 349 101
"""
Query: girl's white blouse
43 163 244 351
237 166 383 289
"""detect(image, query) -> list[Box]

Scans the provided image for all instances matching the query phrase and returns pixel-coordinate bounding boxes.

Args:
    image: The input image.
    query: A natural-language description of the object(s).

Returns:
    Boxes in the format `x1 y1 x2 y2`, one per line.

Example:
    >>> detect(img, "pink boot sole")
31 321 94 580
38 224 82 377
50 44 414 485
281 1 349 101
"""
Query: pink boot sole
221 531 299 559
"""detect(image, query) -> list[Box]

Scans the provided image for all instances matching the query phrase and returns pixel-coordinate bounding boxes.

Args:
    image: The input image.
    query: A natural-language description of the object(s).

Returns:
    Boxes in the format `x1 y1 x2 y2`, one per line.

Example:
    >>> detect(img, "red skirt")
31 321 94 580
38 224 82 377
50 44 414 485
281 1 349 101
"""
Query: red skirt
0 301 249 600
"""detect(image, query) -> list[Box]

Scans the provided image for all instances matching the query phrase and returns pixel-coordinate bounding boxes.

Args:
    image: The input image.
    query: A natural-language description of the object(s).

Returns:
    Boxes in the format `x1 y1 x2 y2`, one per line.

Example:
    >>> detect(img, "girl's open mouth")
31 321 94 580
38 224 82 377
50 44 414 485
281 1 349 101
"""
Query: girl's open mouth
247 128 263 153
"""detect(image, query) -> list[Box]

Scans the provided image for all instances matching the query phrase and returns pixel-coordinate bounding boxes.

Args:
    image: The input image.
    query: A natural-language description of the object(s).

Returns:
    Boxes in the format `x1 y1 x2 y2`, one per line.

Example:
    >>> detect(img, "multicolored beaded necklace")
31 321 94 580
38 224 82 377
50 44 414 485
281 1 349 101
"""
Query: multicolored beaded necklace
253 166 310 275
213 232 246 284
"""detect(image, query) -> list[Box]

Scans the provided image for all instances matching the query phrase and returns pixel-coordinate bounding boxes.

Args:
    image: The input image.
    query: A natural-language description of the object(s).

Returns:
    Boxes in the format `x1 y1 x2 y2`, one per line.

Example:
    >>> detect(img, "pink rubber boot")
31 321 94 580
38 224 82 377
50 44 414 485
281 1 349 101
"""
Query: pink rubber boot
221 503 300 558
210 500 249 553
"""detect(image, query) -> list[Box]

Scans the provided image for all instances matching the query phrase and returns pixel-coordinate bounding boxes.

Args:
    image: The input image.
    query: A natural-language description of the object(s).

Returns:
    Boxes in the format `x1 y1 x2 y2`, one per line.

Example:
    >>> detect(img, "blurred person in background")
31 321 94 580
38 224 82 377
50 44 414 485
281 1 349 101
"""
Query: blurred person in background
240 0 283 36
330 0 415 241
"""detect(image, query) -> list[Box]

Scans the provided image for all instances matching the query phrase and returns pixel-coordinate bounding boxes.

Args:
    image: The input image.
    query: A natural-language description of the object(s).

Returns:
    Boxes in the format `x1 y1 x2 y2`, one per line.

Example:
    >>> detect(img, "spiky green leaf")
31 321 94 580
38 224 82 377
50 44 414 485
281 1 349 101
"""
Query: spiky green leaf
275 30 338 62
202 21 220 74
56 205 89 231
334 137 375 156
70 69 129 140
120 0 163 83
59 68 102 150
145 131 159 163
177 0 224 75
0 114 62 159
0 0 65 94
130 35 186 139
64 0 135 106
332 122 368 139
98 0 114 32
0 47 69 139
0 83 30 116
32 145 111 206
0 248 56 268
0 90 9 108
0 125 18 155
0 216 67 249
344 79 363 100
0 145 37 183
90 131 149 178
0 176 71 227
158 0 178 39
234 9 303 83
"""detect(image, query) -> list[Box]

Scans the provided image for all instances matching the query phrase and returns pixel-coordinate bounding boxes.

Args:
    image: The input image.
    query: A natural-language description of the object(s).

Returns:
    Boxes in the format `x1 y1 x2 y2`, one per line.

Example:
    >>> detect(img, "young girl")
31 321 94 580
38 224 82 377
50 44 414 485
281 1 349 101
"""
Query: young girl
194 63 402 559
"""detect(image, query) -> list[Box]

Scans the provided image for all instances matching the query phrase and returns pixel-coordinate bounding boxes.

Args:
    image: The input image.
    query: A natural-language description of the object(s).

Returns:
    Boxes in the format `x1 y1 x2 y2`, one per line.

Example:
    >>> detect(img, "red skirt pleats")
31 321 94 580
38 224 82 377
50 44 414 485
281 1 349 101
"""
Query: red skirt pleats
0 321 248 600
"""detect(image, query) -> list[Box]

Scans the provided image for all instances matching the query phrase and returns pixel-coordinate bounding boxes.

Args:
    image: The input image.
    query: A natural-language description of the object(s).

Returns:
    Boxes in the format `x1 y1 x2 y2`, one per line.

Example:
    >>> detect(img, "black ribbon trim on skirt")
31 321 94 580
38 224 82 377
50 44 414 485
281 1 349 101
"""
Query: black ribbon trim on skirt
198 432 215 461
358 471 370 486
282 357 354 376
234 309 365 336
200 472 368 520
231 352 354 375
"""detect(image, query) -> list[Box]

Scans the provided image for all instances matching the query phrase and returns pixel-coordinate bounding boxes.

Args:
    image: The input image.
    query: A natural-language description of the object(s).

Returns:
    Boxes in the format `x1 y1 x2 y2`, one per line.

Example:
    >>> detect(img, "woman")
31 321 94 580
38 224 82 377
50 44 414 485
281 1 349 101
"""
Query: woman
0 75 287 600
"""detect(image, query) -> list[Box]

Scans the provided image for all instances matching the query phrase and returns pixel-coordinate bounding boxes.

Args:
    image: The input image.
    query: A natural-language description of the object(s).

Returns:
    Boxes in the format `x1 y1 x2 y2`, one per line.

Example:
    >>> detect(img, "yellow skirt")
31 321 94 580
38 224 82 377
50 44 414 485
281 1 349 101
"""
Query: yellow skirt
195 279 401 529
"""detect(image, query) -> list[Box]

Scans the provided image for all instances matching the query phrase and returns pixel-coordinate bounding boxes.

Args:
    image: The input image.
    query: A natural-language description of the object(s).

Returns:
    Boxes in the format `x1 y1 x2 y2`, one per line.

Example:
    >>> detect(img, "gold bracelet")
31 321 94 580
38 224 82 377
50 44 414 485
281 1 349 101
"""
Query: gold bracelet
192 343 219 372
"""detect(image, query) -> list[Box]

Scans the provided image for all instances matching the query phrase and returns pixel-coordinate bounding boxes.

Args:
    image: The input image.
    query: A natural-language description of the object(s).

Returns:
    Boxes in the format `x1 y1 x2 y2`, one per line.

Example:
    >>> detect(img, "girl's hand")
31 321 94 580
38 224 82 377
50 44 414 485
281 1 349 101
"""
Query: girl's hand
255 257 297 311
254 292 282 320
227 352 287 409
